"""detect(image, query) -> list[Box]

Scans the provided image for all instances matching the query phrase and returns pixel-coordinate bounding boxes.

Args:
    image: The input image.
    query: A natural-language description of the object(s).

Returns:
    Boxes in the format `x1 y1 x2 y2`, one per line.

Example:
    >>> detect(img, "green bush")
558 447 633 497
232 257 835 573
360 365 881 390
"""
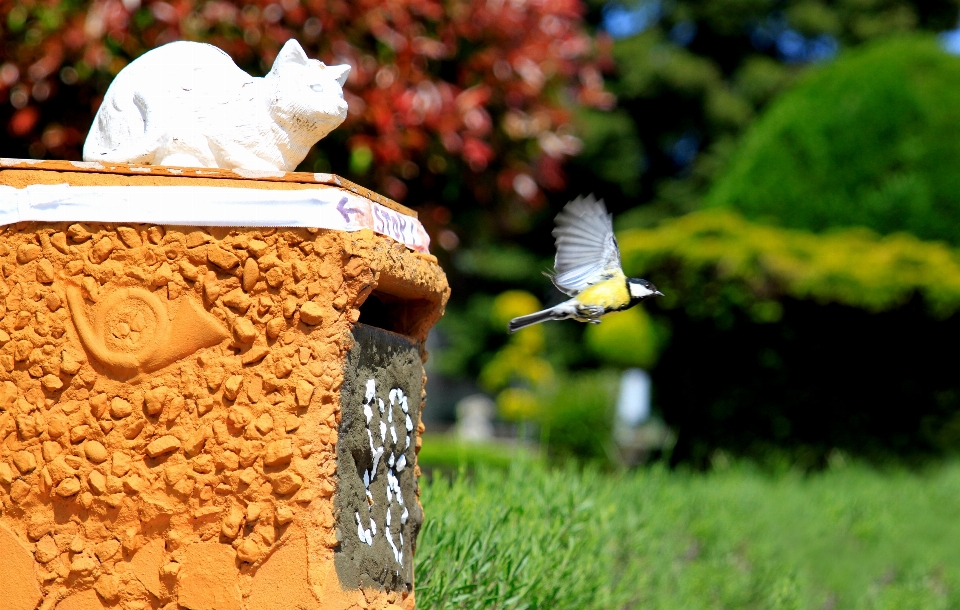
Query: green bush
538 371 619 462
707 36 960 244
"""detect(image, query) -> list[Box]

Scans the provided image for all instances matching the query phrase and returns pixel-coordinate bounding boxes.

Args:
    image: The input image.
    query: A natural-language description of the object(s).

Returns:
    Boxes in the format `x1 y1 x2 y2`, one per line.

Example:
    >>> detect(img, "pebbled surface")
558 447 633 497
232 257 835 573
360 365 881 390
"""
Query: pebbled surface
0 220 447 609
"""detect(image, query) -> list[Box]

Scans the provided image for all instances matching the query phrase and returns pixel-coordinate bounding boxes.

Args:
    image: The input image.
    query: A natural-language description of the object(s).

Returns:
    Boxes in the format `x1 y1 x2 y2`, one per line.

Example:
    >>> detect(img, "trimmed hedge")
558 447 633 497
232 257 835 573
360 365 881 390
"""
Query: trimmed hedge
617 210 960 464
619 209 960 319
707 36 960 244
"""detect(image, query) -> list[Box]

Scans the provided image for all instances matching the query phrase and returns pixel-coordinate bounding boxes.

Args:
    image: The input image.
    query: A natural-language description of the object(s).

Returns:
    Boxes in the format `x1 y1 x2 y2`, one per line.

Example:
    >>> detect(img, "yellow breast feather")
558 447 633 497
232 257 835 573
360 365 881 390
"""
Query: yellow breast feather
576 274 631 310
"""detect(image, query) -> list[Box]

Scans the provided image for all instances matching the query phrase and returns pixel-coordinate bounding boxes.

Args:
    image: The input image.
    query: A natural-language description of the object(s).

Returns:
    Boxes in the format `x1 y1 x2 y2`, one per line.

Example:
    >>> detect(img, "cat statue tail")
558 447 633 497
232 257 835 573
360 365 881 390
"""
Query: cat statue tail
83 91 158 164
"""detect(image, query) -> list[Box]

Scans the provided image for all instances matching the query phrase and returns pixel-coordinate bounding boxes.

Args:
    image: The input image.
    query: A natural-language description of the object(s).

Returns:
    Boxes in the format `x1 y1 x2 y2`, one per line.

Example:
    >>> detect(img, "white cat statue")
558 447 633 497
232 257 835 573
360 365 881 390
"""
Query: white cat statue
83 38 350 172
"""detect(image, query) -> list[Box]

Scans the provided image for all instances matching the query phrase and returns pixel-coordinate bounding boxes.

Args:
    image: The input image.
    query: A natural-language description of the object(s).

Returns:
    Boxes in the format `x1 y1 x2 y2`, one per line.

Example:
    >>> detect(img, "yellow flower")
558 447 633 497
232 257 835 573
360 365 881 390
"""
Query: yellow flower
490 290 542 331
497 387 541 422
584 306 660 369
480 344 554 392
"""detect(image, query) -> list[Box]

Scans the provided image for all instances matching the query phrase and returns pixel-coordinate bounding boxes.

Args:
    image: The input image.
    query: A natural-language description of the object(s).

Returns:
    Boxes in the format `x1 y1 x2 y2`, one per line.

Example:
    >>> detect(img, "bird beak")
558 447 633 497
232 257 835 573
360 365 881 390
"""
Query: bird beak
653 290 664 297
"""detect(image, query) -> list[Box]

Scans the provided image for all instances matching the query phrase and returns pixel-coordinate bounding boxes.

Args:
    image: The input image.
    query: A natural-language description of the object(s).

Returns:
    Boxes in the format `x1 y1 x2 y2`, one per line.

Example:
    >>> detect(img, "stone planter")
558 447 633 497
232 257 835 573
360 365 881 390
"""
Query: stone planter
0 160 448 610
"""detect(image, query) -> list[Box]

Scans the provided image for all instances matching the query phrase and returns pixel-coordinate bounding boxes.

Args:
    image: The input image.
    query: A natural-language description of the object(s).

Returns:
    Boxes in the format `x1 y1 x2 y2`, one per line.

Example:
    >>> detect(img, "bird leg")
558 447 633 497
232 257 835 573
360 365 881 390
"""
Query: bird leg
575 304 605 323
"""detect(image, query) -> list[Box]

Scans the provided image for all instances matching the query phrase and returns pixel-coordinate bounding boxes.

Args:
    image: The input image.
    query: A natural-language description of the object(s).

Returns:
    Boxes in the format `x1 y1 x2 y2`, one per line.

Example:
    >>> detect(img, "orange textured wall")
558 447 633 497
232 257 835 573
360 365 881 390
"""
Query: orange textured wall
0 215 447 609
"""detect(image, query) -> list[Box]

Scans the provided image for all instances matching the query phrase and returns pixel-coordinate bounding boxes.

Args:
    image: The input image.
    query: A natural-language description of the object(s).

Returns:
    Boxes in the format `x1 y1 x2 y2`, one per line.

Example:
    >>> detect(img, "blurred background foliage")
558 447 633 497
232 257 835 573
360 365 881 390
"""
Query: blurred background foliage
6 0 960 466
434 0 960 467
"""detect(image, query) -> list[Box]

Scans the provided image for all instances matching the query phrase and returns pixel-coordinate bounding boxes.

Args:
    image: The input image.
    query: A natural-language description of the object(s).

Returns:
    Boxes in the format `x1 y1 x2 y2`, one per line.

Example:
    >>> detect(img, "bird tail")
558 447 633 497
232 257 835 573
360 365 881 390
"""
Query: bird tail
508 308 560 333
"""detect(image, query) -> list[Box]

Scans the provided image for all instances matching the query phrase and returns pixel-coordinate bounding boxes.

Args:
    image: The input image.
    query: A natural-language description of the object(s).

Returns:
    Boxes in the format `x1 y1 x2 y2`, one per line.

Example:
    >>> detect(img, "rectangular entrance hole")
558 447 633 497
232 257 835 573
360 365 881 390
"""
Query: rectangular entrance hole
357 290 435 338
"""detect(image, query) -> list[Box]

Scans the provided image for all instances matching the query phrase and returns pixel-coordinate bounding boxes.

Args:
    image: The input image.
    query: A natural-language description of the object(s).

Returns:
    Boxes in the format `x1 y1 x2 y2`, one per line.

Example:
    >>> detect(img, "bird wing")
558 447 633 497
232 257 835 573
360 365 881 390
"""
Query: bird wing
549 195 622 296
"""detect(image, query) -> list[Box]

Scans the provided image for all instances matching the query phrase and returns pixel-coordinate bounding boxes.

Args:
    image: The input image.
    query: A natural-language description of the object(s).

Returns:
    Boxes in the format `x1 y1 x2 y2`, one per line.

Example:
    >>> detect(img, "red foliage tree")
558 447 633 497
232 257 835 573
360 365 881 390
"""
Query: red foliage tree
0 0 610 238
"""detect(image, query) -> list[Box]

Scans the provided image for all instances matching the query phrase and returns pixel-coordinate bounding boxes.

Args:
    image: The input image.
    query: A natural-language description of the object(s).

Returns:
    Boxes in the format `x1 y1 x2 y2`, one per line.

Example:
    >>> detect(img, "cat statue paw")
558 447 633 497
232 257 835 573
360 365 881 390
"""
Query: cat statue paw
83 38 350 172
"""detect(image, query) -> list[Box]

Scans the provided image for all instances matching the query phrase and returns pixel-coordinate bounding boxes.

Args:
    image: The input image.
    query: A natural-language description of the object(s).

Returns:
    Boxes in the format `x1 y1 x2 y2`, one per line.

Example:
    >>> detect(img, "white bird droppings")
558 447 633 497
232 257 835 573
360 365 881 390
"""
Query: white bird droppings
357 379 415 564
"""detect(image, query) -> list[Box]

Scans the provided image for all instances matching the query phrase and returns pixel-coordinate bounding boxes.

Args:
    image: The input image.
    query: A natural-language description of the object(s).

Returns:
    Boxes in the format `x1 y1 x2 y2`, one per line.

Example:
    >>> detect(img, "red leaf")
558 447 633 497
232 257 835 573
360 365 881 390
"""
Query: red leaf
9 107 40 138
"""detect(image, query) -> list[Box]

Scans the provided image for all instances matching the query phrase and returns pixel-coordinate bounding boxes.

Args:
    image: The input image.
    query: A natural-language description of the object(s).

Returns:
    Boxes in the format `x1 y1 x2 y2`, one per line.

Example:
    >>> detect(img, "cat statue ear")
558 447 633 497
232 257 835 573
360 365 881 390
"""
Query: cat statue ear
270 39 350 86
274 38 311 68
327 64 350 86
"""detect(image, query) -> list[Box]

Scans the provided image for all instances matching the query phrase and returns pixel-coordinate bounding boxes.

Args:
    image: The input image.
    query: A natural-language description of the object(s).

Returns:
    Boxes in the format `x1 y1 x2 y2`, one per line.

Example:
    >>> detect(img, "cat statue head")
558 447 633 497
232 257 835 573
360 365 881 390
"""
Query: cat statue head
267 39 351 144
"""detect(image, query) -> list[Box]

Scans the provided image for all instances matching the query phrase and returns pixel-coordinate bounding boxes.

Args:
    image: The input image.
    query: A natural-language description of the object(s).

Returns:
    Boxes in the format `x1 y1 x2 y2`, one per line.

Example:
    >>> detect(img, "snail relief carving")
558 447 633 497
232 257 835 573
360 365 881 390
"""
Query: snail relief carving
65 285 229 378
82 38 350 172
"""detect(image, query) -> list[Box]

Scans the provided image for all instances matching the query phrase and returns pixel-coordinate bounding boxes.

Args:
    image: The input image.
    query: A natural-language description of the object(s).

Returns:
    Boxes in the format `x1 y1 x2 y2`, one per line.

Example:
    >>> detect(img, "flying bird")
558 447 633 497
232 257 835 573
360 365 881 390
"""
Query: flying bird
508 195 662 333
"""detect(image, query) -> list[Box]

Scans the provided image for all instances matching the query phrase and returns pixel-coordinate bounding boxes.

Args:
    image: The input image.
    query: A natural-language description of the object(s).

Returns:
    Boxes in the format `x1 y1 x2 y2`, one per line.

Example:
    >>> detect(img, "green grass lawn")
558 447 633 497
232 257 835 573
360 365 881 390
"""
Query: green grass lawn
414 457 960 609
415 434 539 471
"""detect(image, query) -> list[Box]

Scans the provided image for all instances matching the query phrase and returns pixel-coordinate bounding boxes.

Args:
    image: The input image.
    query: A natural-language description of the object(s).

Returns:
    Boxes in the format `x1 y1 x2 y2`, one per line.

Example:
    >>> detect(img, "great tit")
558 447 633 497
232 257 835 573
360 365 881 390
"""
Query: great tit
508 195 662 333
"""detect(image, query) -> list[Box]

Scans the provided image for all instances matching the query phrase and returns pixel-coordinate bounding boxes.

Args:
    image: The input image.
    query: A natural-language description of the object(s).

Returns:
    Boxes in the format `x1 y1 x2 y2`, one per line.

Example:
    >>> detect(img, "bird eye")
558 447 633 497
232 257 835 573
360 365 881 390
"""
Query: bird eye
310 84 325 93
